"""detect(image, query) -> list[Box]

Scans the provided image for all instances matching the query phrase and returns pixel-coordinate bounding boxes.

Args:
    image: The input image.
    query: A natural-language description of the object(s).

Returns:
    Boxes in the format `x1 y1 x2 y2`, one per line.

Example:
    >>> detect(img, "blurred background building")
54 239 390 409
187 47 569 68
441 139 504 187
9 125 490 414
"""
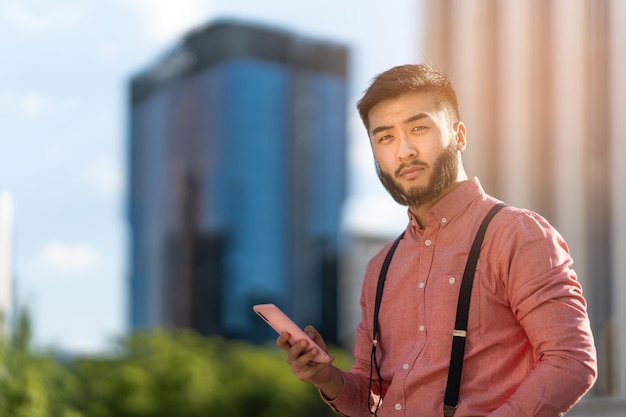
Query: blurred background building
0 190 13 331
422 0 626 414
127 20 348 344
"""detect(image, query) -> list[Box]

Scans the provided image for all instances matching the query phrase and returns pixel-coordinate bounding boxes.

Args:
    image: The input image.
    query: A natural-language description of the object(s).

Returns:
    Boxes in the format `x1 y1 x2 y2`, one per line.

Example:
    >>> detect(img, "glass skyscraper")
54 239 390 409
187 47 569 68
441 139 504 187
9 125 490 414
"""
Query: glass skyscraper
128 20 348 343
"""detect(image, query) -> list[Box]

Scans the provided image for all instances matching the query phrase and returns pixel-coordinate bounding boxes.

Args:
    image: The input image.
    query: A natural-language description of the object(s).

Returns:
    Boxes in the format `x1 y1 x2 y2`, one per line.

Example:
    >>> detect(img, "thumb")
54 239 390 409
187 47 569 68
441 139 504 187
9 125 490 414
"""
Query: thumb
305 325 328 351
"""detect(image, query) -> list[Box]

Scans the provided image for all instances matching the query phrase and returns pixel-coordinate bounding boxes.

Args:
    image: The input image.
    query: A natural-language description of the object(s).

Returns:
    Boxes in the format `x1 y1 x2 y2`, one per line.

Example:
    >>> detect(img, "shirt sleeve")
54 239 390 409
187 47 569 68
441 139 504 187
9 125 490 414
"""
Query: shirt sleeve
488 211 597 417
321 246 393 417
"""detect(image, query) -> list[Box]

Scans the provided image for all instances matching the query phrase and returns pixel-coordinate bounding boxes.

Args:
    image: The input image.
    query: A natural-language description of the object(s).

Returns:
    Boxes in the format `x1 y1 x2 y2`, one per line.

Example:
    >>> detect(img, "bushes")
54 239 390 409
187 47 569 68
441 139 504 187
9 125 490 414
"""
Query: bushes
0 318 351 417
0 310 82 417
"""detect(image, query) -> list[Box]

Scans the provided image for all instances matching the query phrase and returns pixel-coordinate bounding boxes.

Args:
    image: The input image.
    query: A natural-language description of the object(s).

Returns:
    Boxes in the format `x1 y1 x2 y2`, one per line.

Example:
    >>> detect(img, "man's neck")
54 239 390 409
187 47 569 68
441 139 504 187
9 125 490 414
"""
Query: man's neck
408 179 466 228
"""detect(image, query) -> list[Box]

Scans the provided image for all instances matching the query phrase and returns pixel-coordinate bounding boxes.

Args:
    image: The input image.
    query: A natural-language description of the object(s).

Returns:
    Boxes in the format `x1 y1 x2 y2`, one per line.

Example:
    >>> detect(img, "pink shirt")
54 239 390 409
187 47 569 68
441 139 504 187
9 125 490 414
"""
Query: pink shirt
327 178 597 417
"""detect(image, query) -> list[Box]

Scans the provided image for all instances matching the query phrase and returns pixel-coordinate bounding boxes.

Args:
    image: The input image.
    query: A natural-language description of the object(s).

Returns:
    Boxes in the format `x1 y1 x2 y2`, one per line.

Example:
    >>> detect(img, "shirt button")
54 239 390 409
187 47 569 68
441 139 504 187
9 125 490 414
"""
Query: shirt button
402 363 409 370
424 239 432 246
441 217 448 224
419 325 425 332
449 277 456 284
395 403 402 410
418 282 425 289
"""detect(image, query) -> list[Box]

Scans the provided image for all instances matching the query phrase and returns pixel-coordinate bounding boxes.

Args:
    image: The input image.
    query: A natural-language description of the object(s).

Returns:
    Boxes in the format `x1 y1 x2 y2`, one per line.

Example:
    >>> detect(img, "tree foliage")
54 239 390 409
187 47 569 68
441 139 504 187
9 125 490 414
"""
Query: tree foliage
0 310 82 417
0 315 352 417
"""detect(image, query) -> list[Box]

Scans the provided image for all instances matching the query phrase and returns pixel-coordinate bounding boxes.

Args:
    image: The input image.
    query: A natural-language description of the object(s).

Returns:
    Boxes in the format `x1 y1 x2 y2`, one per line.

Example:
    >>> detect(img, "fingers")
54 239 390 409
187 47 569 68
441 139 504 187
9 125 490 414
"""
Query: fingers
282 337 315 365
277 329 335 387
276 332 322 367
276 326 328 355
276 332 316 363
292 339 321 365
287 340 329 381
304 326 328 351
276 331 292 351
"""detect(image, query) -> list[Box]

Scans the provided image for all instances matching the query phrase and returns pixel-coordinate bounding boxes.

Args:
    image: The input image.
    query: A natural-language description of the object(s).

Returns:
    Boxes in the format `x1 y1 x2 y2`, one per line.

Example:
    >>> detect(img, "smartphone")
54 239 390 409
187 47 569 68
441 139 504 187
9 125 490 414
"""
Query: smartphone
253 303 332 364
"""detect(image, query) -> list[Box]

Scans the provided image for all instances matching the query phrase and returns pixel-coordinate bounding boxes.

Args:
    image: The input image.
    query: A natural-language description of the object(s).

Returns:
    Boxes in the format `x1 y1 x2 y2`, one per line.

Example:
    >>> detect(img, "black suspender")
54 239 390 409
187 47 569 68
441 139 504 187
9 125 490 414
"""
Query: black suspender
369 203 506 417
443 202 507 416
369 231 404 416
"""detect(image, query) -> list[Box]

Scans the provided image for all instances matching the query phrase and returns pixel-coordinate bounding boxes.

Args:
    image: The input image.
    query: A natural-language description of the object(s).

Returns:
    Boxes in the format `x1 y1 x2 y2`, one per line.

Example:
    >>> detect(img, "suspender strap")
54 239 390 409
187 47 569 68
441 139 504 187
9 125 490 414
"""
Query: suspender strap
373 232 405 343
443 203 507 416
369 232 404 416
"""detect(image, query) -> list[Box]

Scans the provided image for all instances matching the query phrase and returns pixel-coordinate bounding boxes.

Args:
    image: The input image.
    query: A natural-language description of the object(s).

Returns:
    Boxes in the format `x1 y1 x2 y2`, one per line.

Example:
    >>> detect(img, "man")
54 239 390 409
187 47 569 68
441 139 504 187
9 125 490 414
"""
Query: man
277 64 597 416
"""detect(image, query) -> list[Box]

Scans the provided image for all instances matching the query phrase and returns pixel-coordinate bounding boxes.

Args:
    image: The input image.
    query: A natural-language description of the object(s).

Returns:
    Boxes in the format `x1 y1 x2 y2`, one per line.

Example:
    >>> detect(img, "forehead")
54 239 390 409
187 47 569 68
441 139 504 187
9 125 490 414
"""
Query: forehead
370 91 439 116
368 92 442 129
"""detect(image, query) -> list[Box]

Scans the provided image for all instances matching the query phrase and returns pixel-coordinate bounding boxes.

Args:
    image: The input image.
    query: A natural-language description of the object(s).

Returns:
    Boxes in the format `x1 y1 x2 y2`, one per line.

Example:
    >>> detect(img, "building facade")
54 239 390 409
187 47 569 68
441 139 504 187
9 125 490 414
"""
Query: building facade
423 0 626 413
128 20 348 343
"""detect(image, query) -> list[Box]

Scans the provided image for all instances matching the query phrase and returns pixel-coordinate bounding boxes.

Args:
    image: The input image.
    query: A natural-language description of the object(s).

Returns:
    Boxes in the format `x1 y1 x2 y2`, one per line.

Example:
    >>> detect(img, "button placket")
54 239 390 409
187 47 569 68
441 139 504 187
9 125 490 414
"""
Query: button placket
418 230 436 341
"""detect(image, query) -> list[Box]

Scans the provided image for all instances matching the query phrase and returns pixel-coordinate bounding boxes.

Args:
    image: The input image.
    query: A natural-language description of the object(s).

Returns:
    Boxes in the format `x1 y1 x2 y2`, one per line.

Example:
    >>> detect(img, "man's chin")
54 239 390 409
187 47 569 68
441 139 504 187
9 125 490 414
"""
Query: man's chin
397 177 428 194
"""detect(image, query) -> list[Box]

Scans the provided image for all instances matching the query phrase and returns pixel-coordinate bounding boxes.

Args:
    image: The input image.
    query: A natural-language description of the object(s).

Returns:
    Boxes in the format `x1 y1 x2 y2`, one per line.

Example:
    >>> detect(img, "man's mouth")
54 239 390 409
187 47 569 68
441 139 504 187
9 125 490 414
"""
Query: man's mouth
396 163 426 179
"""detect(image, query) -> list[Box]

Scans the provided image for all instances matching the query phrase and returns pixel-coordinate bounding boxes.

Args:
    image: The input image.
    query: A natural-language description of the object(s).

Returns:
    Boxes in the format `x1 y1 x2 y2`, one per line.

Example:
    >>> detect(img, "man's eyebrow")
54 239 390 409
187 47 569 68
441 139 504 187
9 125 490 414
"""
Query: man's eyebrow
369 112 431 137
405 112 430 124
370 124 393 137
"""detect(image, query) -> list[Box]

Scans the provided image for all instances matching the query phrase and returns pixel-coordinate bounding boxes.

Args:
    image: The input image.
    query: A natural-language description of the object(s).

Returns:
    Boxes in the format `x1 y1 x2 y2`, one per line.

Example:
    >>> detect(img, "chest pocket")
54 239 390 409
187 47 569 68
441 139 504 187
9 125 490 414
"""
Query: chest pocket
425 272 481 336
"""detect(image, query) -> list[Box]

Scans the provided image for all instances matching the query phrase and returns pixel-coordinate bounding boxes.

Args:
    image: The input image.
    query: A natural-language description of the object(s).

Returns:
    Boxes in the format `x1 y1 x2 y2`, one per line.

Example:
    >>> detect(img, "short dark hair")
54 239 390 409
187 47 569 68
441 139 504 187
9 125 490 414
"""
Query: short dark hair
356 64 460 132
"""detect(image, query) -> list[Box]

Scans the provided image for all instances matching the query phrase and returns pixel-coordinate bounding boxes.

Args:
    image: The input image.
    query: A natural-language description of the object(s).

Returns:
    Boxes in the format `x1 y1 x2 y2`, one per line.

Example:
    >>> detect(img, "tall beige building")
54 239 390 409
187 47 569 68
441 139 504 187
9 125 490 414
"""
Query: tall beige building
423 0 626 414
0 190 13 330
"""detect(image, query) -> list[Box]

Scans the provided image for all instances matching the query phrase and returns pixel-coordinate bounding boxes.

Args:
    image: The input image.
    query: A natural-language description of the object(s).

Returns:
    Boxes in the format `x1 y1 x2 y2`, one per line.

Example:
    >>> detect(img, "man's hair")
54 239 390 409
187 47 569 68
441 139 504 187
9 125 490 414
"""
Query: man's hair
356 64 460 132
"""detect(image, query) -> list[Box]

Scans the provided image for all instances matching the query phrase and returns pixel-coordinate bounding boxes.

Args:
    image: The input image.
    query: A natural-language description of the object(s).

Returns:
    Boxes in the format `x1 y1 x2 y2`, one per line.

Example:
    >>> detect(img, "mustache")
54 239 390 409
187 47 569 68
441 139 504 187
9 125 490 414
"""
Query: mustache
394 159 428 178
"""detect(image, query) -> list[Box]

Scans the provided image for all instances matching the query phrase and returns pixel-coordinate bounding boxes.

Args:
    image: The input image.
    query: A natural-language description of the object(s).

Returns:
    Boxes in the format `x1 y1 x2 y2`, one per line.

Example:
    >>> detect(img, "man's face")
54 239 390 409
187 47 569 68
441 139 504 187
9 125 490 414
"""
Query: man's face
367 92 464 207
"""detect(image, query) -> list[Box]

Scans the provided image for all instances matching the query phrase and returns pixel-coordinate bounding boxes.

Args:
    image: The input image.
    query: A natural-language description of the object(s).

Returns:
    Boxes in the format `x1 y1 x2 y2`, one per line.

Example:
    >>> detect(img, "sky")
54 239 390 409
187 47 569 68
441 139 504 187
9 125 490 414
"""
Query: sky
0 0 421 354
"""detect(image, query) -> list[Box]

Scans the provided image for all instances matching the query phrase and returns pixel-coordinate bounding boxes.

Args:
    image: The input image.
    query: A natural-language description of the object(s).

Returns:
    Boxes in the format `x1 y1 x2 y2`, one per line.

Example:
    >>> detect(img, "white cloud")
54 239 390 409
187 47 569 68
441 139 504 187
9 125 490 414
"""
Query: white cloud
3 4 82 31
0 92 75 118
19 93 53 116
121 0 212 42
40 241 99 272
87 158 125 196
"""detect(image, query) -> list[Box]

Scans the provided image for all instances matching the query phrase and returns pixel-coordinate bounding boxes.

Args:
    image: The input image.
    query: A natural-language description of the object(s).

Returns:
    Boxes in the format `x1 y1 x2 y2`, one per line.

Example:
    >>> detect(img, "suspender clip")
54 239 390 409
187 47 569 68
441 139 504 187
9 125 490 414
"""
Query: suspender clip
452 329 467 338
443 404 457 417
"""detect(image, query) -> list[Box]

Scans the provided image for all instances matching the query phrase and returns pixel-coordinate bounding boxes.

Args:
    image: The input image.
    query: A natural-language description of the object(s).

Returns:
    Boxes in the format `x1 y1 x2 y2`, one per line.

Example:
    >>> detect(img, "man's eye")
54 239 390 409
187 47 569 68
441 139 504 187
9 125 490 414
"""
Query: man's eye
378 135 392 143
412 126 426 132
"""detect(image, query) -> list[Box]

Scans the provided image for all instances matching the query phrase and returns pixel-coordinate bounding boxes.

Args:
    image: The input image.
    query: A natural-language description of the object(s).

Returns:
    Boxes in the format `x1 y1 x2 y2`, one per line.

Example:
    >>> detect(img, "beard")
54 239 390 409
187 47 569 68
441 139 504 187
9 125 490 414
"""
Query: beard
376 141 459 208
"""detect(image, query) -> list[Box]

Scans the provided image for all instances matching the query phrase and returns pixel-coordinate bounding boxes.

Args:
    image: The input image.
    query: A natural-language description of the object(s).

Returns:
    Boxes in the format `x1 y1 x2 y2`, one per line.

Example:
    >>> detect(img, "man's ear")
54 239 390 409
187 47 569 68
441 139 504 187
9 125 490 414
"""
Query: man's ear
455 122 467 151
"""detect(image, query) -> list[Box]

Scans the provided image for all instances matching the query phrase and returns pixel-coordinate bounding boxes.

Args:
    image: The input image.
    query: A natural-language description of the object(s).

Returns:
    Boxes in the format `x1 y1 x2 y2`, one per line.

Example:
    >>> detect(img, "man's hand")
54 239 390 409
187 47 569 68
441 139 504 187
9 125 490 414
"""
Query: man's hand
277 325 344 400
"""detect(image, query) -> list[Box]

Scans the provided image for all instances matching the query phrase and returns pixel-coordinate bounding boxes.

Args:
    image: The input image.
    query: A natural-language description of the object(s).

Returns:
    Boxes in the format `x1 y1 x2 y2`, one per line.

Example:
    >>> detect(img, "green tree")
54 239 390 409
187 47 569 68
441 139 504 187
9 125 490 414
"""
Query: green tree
70 328 350 417
0 309 83 417
2 312 352 417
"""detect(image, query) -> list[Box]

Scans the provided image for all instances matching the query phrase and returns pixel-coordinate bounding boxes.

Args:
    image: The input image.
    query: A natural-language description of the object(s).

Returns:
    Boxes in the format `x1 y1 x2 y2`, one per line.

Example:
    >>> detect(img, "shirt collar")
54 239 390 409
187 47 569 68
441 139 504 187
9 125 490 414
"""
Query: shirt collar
407 177 485 232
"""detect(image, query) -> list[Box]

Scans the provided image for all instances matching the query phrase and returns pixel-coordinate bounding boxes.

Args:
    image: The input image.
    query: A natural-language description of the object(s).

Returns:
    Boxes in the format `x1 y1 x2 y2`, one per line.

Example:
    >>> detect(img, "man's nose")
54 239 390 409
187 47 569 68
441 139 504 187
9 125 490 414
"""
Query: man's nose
397 133 417 160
